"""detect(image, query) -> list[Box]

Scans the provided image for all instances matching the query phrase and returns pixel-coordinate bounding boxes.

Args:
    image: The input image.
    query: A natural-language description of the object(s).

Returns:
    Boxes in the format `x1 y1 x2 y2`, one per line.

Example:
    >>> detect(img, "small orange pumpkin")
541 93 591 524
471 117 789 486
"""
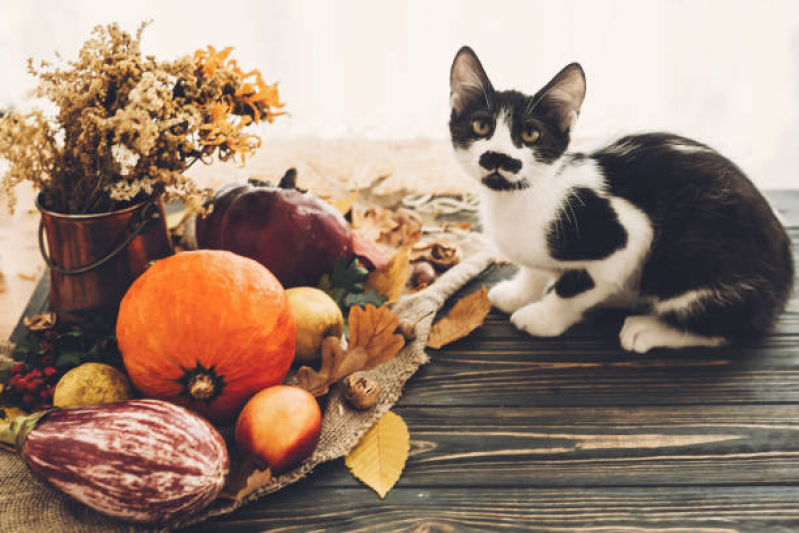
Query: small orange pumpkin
117 250 296 423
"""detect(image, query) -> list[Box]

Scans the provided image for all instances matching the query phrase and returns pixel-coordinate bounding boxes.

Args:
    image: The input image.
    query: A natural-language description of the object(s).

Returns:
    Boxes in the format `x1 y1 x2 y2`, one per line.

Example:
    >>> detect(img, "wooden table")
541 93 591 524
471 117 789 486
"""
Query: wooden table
10 192 799 532
180 191 799 532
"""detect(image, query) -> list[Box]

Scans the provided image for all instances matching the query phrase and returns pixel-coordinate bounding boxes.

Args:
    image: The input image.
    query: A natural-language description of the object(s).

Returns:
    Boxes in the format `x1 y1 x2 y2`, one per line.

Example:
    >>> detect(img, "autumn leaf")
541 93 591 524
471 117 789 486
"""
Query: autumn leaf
351 207 422 253
297 305 405 396
345 411 409 499
218 458 272 502
364 245 411 303
329 191 358 216
427 285 491 349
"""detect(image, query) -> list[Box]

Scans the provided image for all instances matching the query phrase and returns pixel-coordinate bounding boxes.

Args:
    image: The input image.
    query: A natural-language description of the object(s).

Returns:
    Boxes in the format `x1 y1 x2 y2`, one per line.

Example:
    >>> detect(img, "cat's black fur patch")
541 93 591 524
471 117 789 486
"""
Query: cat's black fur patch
554 269 595 298
593 133 794 336
546 187 628 261
480 151 522 173
481 172 531 191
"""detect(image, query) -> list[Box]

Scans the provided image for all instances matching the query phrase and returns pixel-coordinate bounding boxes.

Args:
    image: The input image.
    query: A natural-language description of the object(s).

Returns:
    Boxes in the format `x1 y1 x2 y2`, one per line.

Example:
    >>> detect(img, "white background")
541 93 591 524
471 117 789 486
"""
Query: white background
1 0 797 188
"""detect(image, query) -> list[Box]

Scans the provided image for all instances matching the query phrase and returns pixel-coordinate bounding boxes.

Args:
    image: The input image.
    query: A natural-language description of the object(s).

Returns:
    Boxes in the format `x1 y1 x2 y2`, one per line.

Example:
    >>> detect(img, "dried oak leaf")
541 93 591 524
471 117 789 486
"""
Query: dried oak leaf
427 285 491 349
297 304 405 397
364 245 411 303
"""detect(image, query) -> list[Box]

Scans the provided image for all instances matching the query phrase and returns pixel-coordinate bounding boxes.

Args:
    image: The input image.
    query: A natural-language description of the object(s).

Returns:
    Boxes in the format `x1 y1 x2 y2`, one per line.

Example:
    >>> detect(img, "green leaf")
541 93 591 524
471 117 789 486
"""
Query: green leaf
0 362 11 387
345 289 387 309
317 256 370 307
55 350 84 369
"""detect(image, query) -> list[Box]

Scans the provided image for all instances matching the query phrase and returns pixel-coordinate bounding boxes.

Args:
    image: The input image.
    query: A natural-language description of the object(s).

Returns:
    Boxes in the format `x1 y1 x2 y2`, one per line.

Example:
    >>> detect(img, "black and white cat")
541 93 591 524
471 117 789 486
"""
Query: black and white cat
449 46 794 353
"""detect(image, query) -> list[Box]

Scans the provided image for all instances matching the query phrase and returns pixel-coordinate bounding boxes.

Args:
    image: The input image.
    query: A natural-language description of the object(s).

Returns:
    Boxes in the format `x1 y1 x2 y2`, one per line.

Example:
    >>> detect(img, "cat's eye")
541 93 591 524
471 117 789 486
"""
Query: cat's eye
471 118 491 137
521 125 541 144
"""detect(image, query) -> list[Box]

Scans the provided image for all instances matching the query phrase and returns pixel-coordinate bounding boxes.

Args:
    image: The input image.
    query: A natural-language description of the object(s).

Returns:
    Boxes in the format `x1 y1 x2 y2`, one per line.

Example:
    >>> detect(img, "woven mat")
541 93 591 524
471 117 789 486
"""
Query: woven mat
0 235 495 532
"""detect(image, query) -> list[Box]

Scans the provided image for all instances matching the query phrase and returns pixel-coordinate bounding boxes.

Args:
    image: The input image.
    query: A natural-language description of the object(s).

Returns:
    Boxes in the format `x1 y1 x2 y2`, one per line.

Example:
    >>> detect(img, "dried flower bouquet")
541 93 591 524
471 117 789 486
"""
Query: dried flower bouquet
0 21 284 214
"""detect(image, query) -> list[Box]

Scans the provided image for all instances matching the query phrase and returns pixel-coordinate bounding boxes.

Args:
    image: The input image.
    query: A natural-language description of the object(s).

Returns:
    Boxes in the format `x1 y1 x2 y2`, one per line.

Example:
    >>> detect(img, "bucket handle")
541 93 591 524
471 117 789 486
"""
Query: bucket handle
39 201 162 276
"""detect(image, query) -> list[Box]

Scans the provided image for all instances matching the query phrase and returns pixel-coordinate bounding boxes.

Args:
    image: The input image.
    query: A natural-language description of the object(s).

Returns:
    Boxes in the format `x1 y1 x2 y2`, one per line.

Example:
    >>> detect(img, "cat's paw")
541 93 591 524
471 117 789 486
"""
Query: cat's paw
619 315 727 353
489 280 529 314
511 302 574 337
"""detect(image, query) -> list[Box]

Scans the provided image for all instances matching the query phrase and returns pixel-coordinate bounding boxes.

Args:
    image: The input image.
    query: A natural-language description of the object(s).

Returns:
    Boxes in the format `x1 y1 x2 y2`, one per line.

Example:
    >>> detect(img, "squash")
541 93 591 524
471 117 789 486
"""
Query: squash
194 171 355 287
3 399 229 524
117 250 296 423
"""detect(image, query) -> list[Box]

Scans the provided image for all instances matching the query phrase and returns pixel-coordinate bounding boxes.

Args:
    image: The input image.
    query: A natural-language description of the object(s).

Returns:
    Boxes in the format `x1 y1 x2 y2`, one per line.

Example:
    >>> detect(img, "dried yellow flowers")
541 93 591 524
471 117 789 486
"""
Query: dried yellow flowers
0 21 285 215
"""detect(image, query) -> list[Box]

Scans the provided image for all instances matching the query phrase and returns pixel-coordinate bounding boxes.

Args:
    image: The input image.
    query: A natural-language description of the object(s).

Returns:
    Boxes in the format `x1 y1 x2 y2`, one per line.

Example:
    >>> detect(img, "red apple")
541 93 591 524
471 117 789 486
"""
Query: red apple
234 385 322 473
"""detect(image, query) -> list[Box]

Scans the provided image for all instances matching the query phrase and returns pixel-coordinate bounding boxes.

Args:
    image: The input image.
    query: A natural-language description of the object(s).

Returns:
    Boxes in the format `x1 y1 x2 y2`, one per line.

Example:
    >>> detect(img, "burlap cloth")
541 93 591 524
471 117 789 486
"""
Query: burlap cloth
0 235 495 532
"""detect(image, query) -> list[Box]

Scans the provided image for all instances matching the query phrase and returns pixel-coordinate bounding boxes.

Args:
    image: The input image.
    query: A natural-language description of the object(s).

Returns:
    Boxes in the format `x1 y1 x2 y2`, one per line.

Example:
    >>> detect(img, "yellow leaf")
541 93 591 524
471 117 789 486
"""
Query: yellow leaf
427 285 491 349
329 191 358 216
0 405 28 437
364 245 411 303
345 411 409 499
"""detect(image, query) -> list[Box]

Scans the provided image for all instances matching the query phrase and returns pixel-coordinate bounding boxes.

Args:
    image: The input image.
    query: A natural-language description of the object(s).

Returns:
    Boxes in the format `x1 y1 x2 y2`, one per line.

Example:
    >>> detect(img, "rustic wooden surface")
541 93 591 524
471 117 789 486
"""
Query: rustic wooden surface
7 191 799 532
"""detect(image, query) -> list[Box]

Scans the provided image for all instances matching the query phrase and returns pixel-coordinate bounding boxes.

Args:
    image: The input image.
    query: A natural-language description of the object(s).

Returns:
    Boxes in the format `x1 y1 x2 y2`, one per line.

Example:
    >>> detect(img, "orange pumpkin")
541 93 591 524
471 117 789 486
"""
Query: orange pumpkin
117 250 296 423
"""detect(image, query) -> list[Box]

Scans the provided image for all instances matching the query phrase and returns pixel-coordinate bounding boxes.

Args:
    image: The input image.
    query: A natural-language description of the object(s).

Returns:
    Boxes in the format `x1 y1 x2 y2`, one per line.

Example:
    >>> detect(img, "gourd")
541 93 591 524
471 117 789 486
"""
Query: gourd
117 250 296 423
195 172 354 287
0 399 229 524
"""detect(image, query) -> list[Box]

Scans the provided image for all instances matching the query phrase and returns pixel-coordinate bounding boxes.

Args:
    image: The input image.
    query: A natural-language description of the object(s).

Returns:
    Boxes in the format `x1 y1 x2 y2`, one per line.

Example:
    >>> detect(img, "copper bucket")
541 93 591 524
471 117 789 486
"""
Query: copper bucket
37 194 174 313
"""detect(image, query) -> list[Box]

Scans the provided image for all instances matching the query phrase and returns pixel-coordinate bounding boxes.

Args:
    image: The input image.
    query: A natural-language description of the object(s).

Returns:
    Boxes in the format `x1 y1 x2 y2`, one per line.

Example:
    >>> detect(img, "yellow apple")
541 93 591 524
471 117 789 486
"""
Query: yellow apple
285 287 344 365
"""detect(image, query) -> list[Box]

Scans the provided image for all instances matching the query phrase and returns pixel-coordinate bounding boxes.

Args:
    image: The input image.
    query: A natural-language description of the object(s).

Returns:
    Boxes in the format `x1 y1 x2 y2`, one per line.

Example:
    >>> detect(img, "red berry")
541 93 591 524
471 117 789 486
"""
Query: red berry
39 388 53 399
28 369 42 379
11 363 24 374
22 394 36 406
26 379 44 393
41 355 55 366
43 366 57 378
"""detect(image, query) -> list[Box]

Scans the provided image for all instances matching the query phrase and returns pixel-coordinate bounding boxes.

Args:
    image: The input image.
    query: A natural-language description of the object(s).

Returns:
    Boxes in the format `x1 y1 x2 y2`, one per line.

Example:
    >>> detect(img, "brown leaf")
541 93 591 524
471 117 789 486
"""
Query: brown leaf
297 305 405 397
427 286 491 349
218 458 272 502
364 245 411 303
349 304 404 367
351 207 421 253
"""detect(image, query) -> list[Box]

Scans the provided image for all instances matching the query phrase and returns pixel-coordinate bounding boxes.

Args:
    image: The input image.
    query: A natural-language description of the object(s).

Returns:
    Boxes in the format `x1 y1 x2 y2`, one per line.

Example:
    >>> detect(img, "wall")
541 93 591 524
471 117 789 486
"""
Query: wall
1 0 797 188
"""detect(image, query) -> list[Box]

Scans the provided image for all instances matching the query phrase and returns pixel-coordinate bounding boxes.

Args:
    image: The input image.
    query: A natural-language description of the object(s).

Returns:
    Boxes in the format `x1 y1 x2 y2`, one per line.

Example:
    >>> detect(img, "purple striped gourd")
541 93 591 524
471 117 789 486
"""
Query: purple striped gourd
0 399 229 524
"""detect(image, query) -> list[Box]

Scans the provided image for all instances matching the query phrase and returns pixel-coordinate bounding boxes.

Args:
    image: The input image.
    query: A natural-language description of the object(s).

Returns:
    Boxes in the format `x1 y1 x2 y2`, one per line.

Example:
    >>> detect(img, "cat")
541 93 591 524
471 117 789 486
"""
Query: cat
449 46 794 353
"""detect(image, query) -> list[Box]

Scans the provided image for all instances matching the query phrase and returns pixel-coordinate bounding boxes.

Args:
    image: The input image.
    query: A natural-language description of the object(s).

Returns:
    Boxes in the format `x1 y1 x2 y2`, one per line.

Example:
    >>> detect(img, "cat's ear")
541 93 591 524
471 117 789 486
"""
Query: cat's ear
450 46 493 115
535 63 586 134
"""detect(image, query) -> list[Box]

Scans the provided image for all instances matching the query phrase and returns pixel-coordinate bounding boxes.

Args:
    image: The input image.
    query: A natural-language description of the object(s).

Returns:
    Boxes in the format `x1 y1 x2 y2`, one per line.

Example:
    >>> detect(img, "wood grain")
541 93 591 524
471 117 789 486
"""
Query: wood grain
189 485 799 533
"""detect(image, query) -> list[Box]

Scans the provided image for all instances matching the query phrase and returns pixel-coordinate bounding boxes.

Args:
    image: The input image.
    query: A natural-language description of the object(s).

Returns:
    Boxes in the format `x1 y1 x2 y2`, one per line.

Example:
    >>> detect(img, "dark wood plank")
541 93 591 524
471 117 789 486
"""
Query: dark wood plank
404 336 799 407
186 485 799 533
297 405 799 489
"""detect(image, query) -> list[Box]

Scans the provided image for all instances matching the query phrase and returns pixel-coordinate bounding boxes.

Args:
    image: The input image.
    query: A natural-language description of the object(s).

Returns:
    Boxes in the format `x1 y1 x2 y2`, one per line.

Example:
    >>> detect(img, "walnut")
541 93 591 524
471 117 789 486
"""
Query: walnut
342 372 380 410
411 240 462 271
411 261 436 287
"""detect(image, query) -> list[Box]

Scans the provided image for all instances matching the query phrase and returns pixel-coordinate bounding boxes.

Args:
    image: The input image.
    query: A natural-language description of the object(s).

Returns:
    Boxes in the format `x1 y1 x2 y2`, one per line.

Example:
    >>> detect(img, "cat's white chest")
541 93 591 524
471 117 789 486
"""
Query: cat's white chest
480 188 559 269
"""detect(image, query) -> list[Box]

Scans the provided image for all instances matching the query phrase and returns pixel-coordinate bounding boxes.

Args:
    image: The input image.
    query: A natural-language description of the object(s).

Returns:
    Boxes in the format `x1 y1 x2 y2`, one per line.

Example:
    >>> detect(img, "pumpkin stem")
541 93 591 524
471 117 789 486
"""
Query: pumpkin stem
188 374 216 401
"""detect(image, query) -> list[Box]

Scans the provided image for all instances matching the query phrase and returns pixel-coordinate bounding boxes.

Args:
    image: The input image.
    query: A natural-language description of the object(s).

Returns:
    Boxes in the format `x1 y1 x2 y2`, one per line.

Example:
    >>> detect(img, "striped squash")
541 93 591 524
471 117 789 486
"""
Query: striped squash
20 399 229 524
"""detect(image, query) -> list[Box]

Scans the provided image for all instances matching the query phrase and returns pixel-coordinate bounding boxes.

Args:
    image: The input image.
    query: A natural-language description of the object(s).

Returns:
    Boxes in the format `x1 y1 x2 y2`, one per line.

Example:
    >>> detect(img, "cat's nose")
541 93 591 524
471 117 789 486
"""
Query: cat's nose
479 151 522 174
